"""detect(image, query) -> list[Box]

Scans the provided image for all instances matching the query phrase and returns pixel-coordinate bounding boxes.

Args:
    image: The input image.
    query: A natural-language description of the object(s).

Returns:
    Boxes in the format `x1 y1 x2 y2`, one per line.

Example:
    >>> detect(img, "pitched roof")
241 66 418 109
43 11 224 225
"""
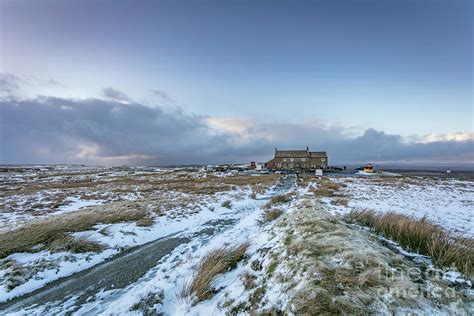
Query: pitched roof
275 150 309 158
309 151 327 158
274 149 328 158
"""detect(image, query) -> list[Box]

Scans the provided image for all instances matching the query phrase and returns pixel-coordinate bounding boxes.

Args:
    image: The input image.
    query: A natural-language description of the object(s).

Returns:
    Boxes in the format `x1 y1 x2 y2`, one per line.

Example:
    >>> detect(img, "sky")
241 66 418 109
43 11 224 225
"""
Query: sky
0 0 472 166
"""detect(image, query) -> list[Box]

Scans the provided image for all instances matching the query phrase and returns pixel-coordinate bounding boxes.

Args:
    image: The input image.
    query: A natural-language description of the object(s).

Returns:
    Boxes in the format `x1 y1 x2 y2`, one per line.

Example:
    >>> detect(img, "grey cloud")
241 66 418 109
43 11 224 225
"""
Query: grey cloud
234 126 473 165
321 129 474 164
102 87 132 103
0 95 472 166
42 78 66 88
0 95 236 165
151 89 172 101
0 73 23 96
0 73 67 96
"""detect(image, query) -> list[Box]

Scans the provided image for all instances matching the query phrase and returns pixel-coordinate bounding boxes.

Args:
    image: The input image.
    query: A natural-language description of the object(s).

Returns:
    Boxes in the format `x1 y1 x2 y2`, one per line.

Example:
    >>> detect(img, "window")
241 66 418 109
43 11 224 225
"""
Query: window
290 164 294 168
283 158 287 162
302 163 305 167
290 158 294 162
301 158 306 162
278 163 281 167
321 158 326 162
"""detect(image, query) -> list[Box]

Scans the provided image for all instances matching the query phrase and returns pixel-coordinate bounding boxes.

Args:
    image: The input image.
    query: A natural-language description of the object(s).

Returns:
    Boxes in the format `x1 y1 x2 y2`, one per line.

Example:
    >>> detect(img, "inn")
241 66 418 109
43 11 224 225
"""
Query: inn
266 147 328 171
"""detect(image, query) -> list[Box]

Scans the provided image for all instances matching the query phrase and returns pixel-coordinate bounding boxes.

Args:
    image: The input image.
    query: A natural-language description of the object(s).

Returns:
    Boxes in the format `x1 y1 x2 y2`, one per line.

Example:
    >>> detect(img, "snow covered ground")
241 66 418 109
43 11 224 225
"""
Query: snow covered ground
0 166 472 314
0 166 285 308
326 176 474 237
0 170 297 314
57 197 105 214
0 187 249 304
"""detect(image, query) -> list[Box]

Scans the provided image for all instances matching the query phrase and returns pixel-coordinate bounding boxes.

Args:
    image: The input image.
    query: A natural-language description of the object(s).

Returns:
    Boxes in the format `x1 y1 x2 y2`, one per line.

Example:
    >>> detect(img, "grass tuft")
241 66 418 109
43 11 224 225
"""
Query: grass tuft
348 210 474 276
181 243 249 302
221 200 232 209
331 197 349 206
312 182 345 197
259 208 284 224
268 194 291 206
135 217 155 227
48 235 104 253
241 271 257 289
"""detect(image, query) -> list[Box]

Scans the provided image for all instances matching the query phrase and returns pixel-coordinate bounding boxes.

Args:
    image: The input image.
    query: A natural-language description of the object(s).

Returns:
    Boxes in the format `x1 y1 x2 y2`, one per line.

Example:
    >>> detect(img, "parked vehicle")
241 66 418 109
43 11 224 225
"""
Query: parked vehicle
363 164 375 173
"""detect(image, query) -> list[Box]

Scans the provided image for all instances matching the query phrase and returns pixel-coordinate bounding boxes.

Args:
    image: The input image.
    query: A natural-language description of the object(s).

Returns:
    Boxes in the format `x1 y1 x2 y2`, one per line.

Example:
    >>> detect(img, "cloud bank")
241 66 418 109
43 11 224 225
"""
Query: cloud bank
0 76 472 166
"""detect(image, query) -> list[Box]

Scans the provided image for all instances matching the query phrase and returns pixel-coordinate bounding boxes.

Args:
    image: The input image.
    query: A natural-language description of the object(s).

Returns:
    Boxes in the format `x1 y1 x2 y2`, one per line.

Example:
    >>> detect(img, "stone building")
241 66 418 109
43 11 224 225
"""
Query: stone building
266 147 328 171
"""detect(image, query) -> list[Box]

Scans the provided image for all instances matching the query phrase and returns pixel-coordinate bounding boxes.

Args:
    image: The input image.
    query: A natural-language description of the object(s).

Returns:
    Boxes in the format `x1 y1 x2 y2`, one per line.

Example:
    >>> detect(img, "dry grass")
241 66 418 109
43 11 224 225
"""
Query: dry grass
167 183 231 195
291 289 366 315
220 175 281 186
221 200 232 209
0 203 149 258
312 181 346 197
348 210 474 276
241 271 257 289
6 173 281 197
2 258 58 291
280 206 470 313
297 174 314 186
135 217 155 227
285 210 400 314
249 286 266 308
166 174 282 195
3 179 108 196
267 194 291 206
331 197 349 206
181 243 249 302
266 259 279 277
259 208 283 224
250 182 269 197
48 235 104 253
